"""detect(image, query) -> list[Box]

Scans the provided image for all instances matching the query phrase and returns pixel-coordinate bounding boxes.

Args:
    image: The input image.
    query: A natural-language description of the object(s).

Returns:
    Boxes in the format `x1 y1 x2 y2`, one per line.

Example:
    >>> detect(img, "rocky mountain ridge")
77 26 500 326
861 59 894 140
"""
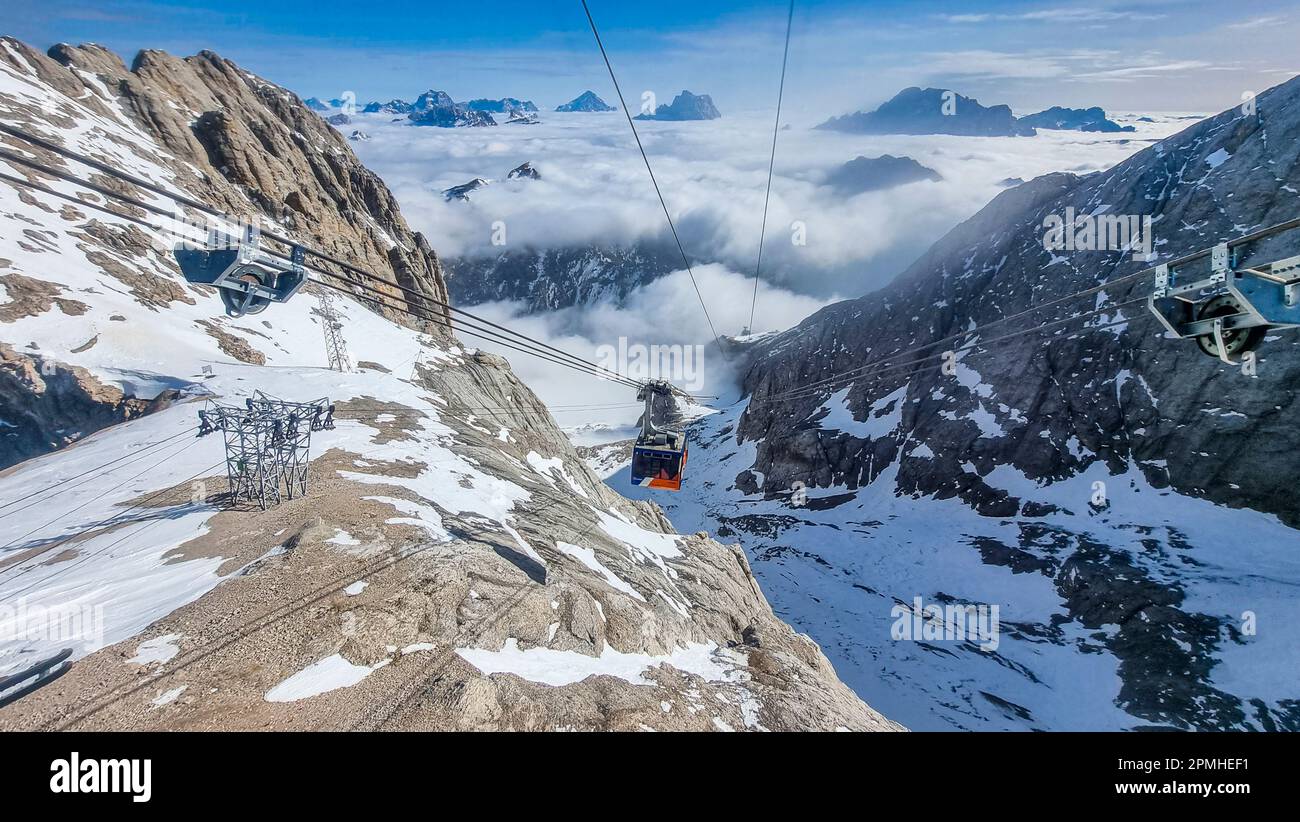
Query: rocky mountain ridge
407 89 496 127
444 239 683 312
819 87 1035 136
820 87 1135 137
1018 106 1134 133
465 97 538 114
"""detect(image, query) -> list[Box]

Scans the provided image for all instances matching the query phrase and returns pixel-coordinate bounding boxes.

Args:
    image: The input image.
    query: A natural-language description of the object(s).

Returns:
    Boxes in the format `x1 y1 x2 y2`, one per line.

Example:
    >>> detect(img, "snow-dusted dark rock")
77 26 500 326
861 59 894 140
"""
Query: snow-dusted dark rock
819 87 1035 136
443 178 490 202
634 90 721 121
465 97 538 113
824 154 942 195
507 162 540 180
556 90 616 112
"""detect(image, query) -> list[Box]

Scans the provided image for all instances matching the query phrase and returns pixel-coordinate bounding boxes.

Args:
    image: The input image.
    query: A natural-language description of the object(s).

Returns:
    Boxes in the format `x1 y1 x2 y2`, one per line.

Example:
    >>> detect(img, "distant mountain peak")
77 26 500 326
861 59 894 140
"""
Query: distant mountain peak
824 154 942 196
556 90 616 112
819 87 1034 137
634 90 721 121
465 97 539 114
1017 105 1135 133
408 90 496 128
362 98 412 115
443 177 490 201
507 161 540 180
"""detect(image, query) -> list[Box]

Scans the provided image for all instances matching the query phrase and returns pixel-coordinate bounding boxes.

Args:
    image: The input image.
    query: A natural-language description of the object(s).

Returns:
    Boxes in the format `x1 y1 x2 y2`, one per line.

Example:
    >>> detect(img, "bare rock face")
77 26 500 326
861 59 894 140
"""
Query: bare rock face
0 36 453 460
0 343 174 469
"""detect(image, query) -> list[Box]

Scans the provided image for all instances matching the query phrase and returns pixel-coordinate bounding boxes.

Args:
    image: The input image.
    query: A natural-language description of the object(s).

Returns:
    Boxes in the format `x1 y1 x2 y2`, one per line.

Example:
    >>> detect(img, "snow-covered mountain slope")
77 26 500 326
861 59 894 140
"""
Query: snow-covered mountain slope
0 38 895 731
0 37 450 468
618 75 1300 731
619 404 1300 731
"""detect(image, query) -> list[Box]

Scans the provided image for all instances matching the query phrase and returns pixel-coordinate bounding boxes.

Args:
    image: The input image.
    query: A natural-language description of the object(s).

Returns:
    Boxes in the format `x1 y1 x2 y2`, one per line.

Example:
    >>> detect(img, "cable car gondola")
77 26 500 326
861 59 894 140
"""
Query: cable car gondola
631 380 687 491
175 225 306 317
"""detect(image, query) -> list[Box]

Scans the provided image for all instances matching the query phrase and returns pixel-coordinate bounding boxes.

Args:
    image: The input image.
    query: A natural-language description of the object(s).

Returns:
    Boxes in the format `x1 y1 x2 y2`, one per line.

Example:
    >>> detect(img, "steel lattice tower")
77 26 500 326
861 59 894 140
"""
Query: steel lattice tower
198 394 330 509
318 291 353 373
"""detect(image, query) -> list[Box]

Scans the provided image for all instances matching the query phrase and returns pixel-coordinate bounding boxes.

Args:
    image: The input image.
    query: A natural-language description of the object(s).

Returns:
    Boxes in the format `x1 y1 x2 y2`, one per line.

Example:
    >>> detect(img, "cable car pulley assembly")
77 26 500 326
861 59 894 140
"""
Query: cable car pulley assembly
1148 241 1300 363
175 225 306 317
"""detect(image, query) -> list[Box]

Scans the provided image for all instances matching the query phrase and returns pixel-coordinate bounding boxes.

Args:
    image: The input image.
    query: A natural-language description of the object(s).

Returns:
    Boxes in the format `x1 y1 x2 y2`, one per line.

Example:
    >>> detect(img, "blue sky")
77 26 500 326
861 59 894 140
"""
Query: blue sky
2 1 1297 115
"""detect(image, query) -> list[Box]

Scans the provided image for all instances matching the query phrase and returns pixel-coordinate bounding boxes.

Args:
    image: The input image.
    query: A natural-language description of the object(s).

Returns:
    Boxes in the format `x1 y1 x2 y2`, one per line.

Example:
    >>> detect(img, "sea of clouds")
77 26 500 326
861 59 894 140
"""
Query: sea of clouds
343 108 1191 432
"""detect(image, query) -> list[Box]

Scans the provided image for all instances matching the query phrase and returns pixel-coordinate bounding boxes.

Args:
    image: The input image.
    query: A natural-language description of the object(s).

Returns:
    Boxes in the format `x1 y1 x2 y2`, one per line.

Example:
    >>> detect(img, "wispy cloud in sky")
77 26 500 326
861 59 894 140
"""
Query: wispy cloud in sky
2 0 1297 113
936 7 1168 25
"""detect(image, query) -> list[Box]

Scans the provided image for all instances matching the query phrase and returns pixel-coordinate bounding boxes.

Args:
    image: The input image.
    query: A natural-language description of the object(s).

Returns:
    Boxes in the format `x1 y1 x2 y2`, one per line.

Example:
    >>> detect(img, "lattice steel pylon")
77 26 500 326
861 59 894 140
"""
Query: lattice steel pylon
318 291 353 373
247 391 334 432
214 406 284 509
197 394 327 509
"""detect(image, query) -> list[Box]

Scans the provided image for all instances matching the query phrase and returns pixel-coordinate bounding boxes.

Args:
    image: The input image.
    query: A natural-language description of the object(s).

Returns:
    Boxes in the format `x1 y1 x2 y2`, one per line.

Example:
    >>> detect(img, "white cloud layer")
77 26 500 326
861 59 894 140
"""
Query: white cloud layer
351 109 1188 300
338 110 1196 435
462 263 830 431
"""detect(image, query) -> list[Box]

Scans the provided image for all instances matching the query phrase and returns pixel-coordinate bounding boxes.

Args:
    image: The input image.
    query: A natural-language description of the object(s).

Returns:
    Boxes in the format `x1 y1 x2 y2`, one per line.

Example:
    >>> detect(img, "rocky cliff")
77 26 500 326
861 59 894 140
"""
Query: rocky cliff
1 38 451 329
744 77 1300 523
0 36 452 468
444 239 682 312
